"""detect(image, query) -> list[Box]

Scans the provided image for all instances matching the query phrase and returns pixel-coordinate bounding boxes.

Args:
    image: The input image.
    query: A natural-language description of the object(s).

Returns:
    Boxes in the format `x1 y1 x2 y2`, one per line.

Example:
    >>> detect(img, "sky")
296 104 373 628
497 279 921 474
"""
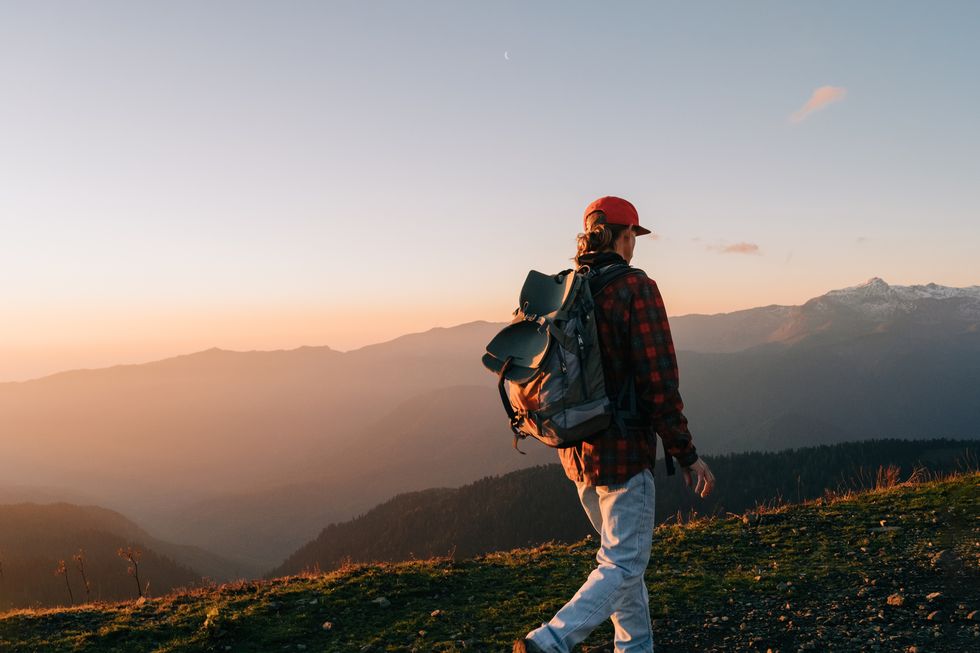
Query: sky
1 1 978 382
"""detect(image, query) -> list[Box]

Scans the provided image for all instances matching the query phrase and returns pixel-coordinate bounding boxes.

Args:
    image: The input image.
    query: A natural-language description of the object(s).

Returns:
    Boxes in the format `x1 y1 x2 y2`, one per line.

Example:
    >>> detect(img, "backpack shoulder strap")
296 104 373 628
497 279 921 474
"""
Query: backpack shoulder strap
588 264 646 297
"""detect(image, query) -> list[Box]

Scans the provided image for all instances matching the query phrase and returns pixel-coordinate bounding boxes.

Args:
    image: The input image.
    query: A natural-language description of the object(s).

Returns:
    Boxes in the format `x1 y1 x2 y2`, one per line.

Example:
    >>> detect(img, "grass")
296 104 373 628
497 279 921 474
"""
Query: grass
1 470 977 653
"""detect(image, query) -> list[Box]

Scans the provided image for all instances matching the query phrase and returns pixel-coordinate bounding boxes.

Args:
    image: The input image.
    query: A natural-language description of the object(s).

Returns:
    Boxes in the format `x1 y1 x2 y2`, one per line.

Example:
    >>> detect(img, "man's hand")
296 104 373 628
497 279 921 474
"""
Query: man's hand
682 459 716 498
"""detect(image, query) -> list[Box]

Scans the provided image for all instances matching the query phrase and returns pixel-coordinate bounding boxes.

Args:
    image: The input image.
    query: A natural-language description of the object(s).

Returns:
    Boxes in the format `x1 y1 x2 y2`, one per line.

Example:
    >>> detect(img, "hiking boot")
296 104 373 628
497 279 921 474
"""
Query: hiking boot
512 638 546 653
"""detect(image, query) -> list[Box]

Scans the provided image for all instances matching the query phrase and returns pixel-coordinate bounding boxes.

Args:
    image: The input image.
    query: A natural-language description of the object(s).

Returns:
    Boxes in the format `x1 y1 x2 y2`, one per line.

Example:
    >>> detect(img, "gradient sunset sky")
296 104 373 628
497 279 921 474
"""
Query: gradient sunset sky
2 2 978 382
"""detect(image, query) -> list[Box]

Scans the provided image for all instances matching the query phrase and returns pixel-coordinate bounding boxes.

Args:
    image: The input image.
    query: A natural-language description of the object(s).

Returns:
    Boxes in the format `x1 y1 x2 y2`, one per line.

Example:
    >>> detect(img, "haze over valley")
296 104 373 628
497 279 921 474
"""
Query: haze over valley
1 277 978 579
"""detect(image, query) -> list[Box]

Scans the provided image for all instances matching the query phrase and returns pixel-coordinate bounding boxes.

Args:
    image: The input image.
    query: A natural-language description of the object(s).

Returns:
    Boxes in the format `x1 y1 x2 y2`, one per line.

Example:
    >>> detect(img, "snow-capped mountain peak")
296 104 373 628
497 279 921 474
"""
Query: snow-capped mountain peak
825 277 896 299
667 277 980 353
818 278 980 321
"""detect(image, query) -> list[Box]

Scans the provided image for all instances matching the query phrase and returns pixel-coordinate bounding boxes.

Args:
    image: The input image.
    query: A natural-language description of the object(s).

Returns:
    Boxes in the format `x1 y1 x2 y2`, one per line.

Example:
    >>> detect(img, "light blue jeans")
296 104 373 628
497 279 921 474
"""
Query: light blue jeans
527 468 657 653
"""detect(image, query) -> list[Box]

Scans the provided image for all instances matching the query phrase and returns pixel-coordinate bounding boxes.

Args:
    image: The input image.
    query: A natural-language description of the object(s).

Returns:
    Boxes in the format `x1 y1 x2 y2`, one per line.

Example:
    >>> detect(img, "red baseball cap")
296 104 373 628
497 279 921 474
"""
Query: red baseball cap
583 196 651 236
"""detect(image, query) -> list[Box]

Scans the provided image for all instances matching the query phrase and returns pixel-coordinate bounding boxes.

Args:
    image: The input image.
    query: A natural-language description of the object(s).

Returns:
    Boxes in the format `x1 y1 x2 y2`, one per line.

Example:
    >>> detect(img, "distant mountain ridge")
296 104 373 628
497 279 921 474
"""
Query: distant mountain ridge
669 277 980 352
825 277 980 307
7 277 977 379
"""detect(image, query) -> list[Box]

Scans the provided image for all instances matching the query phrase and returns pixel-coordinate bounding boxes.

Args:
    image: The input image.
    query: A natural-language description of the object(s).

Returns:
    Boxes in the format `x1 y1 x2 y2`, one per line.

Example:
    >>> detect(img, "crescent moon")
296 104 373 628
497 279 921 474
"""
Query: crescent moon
504 51 510 61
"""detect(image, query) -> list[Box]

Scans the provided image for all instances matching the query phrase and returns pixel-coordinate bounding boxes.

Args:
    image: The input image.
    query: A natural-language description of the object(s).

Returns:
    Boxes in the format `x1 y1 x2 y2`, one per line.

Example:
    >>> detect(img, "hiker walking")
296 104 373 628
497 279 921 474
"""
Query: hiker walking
514 196 716 653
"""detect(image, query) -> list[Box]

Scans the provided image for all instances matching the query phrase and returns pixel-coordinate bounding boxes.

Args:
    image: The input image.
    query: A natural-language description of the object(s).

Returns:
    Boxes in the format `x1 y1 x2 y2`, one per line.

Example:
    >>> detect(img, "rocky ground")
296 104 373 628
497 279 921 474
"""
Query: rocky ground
1 471 976 653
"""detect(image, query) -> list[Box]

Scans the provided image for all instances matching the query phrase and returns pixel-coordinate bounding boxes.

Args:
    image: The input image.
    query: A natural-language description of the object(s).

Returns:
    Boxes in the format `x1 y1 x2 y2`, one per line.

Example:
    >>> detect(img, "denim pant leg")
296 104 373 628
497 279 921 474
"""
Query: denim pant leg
608 558 654 652
576 475 655 652
603 470 656 653
526 469 656 653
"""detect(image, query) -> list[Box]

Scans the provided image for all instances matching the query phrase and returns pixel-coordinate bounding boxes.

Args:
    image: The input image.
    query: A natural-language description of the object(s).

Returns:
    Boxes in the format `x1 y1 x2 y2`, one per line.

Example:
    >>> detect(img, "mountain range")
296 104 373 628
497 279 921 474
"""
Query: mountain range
1 277 977 574
669 277 980 351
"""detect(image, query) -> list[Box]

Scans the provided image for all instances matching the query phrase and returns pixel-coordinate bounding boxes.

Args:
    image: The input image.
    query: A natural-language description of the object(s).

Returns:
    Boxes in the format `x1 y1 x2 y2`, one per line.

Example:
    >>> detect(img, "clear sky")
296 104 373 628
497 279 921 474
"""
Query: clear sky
1 1 978 382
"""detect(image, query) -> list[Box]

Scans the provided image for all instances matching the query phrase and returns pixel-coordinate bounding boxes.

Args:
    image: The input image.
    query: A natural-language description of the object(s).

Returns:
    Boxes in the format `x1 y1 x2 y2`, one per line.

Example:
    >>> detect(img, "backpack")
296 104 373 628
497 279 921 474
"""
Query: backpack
481 261 645 454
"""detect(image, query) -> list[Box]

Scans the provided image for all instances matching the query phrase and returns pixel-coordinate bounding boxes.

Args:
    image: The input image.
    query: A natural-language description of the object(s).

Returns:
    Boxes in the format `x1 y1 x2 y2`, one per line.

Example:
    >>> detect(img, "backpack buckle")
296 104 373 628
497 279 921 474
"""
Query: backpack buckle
510 412 530 455
510 409 532 435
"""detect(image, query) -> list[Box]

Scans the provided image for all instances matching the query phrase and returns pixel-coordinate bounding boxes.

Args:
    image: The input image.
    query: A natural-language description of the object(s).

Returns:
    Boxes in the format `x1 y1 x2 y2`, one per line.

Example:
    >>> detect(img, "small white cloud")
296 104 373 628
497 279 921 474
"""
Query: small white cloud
721 242 761 255
790 86 847 123
704 241 762 255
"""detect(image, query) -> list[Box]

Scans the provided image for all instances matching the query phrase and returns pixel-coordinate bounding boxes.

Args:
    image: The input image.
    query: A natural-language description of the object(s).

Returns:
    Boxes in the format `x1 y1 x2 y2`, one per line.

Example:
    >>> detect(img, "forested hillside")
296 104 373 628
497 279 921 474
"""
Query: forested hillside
0 504 202 610
273 438 976 576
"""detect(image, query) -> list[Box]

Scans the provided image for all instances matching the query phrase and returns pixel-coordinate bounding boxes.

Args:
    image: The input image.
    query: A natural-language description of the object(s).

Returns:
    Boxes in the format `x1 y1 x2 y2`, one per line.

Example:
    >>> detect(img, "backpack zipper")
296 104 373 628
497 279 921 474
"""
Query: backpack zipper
576 330 589 396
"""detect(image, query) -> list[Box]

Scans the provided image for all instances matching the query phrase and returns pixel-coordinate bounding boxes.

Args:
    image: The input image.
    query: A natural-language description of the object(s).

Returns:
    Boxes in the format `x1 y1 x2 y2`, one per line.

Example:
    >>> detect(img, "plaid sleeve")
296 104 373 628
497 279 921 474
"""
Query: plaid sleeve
628 276 699 467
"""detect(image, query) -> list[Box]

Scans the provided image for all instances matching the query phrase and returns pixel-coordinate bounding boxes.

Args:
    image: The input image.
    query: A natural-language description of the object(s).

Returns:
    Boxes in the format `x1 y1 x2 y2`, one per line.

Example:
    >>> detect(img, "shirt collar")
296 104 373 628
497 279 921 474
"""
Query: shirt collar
577 251 628 270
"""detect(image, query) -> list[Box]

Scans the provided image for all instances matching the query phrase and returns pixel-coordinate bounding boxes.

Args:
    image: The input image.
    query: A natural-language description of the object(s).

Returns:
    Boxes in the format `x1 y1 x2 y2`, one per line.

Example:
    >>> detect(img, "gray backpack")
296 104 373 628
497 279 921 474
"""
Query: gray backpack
482 263 642 453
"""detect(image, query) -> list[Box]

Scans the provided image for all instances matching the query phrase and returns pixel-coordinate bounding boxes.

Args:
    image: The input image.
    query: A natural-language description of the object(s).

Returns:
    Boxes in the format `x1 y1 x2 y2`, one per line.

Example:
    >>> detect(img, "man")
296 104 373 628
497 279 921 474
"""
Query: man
515 196 716 653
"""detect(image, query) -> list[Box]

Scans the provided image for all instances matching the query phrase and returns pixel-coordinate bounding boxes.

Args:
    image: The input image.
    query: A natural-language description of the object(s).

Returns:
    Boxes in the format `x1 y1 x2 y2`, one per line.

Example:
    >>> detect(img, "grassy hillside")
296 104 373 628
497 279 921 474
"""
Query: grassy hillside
1 471 976 653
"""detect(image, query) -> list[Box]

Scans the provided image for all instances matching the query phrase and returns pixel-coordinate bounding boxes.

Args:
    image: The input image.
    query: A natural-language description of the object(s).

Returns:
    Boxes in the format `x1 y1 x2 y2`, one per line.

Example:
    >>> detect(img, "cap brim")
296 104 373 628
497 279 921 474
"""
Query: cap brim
634 225 652 236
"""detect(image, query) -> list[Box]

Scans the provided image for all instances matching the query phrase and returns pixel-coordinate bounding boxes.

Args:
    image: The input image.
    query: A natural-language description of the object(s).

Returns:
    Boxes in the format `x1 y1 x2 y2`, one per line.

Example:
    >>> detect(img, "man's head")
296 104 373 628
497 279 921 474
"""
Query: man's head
575 196 649 265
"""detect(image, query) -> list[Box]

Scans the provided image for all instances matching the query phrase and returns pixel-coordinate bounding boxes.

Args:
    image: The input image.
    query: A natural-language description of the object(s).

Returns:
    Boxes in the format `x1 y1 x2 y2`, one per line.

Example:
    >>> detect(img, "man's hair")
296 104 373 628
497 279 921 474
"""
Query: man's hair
574 210 629 266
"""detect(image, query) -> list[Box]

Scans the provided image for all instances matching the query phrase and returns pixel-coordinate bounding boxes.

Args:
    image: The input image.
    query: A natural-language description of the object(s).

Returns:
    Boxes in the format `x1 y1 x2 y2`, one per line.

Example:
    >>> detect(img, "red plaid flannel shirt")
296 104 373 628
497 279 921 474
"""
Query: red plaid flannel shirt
558 252 699 486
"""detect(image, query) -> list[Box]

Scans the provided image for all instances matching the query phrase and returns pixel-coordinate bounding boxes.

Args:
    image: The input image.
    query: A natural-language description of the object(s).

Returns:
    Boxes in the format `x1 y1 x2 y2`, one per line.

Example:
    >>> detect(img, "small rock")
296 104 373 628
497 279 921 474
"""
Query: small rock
430 609 443 617
967 610 979 621
887 594 905 607
371 597 391 608
322 621 334 631
308 598 318 605
926 592 942 602
927 610 943 621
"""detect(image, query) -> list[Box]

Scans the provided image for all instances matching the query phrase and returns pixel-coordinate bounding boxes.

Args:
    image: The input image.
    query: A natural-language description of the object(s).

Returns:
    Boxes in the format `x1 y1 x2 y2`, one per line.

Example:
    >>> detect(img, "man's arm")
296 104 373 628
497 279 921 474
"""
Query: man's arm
627 275 699 467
